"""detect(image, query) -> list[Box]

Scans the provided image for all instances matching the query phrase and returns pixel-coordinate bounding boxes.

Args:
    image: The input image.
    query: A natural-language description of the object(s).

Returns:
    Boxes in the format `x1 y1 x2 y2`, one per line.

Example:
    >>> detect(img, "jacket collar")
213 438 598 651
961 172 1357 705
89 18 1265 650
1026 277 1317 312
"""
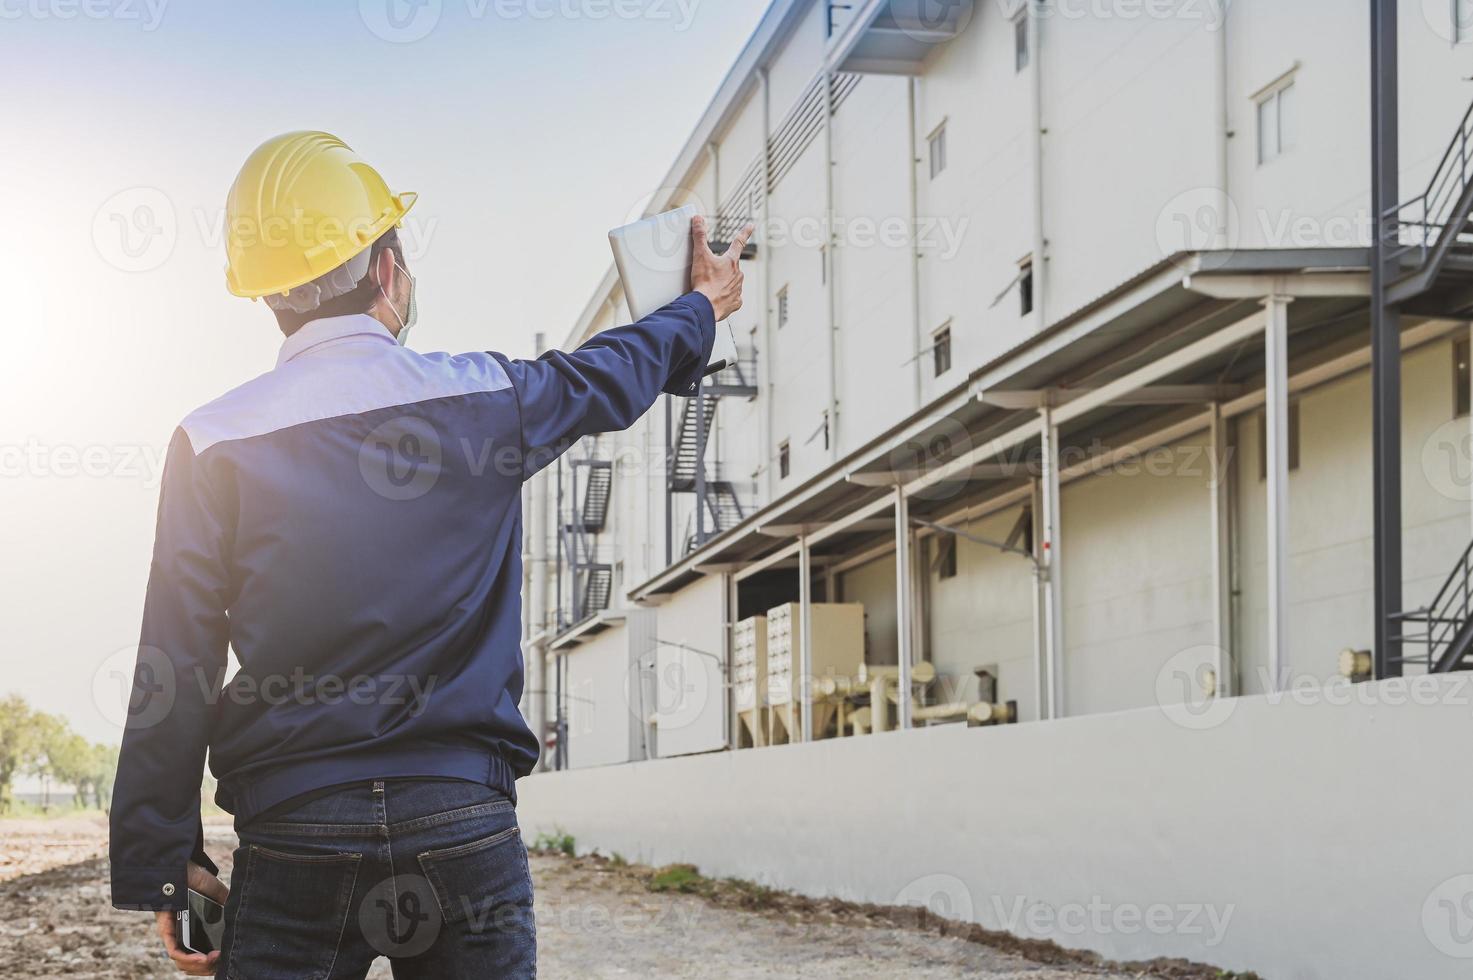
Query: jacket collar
277 314 398 367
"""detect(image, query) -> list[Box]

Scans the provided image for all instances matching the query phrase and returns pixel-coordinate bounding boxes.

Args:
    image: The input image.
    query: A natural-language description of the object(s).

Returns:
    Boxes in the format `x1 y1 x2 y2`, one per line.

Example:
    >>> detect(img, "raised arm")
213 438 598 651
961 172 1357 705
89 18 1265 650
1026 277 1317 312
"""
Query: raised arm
498 216 752 477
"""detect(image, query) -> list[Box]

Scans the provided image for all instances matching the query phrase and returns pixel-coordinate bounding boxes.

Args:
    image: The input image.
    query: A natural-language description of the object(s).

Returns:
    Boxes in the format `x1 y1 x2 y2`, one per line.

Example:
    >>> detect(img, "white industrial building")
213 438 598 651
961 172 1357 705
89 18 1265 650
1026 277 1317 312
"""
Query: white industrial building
517 2 1473 977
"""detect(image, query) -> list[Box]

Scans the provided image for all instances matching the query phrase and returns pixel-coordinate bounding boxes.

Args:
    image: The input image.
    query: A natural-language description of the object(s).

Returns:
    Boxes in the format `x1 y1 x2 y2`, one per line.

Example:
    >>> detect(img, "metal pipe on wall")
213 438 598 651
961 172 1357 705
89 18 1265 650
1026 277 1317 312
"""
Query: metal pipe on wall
799 533 815 742
1039 406 1064 719
894 487 914 730
822 69 841 459
1028 0 1046 325
907 76 924 410
1264 294 1292 691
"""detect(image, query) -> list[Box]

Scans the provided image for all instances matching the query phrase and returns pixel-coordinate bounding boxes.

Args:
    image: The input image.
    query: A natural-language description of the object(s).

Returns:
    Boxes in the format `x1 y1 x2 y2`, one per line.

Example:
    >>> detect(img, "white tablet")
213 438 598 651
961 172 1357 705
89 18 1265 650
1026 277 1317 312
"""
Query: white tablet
609 204 740 376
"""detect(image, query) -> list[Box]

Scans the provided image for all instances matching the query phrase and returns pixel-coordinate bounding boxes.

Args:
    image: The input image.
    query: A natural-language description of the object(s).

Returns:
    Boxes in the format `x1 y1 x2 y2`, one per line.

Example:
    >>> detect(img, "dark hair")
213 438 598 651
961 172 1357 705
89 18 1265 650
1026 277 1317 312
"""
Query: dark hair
272 228 406 337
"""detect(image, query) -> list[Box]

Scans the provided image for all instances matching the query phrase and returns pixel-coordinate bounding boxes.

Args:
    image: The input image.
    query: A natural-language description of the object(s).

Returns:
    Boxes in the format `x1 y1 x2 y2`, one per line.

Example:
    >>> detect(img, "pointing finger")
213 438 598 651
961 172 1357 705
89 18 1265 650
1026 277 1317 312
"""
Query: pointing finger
724 222 755 260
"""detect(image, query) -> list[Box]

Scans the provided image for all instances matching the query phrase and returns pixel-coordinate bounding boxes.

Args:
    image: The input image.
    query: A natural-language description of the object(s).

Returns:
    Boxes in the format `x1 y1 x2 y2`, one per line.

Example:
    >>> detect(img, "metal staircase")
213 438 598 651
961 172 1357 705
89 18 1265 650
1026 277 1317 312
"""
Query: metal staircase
1386 97 1473 312
1392 539 1473 672
1383 97 1473 673
559 439 613 627
667 355 758 557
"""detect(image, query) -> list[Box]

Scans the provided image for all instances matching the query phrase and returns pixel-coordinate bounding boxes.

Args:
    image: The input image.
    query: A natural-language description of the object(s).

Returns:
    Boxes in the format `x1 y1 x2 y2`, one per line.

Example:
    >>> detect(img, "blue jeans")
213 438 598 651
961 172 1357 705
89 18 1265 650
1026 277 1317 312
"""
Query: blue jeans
217 779 536 979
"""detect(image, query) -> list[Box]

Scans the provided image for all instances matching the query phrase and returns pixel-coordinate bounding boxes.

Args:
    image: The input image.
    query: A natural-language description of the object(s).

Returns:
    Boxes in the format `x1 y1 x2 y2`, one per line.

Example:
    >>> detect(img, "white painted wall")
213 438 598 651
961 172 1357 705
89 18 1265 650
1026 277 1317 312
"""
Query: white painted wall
653 573 728 757
520 675 1473 980
1061 433 1217 717
925 506 1039 721
1236 338 1473 691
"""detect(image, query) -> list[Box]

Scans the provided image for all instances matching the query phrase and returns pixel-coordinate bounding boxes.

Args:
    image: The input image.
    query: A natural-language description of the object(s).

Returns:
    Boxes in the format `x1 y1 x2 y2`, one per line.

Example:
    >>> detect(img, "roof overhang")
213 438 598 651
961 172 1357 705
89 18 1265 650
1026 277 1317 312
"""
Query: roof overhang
826 0 974 75
628 247 1381 600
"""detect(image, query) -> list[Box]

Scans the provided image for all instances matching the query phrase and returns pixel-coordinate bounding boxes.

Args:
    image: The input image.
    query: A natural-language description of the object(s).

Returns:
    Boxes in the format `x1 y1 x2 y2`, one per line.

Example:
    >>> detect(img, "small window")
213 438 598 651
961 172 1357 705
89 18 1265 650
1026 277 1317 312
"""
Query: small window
1018 259 1034 316
777 285 789 328
778 440 791 479
928 123 947 180
937 533 958 580
932 325 952 377
1258 402 1302 479
821 411 830 451
1456 337 1470 418
1014 14 1029 72
1256 80 1296 165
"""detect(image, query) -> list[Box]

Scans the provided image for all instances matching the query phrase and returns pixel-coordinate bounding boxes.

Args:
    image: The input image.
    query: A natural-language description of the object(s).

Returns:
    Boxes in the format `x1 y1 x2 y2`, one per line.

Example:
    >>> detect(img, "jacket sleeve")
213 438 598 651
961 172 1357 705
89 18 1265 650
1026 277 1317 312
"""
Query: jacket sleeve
494 291 715 478
109 426 229 911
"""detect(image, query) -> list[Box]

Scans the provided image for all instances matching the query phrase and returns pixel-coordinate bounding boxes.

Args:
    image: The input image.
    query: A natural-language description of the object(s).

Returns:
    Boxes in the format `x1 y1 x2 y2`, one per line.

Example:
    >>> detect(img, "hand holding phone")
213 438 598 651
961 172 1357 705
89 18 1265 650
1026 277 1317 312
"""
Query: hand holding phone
154 860 228 976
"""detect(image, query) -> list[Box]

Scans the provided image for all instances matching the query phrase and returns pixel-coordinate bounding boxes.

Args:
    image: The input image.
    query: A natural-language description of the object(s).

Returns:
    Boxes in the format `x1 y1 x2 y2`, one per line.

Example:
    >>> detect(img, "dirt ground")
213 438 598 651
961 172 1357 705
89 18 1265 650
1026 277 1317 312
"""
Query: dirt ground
0 815 1181 979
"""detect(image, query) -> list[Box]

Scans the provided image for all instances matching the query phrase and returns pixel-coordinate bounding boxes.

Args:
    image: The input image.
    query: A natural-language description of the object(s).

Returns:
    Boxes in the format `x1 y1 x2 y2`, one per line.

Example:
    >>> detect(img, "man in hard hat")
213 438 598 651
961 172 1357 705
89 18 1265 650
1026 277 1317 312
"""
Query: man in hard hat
108 131 750 978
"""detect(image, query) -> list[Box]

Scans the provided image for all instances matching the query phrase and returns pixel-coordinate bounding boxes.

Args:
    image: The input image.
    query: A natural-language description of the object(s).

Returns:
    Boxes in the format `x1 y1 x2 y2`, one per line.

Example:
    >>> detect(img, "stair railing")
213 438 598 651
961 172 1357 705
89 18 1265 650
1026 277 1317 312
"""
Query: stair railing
1392 536 1473 670
1387 97 1473 269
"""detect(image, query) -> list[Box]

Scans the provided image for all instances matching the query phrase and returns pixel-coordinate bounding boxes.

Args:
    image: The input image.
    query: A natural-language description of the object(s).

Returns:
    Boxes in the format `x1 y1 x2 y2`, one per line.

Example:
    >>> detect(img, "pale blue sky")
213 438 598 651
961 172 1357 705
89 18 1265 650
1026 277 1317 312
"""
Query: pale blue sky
0 0 771 742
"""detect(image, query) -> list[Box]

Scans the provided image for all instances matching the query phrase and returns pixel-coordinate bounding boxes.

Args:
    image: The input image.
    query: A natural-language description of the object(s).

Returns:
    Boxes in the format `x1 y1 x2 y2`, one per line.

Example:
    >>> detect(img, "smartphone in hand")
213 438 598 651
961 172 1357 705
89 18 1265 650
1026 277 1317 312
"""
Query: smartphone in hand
177 887 226 955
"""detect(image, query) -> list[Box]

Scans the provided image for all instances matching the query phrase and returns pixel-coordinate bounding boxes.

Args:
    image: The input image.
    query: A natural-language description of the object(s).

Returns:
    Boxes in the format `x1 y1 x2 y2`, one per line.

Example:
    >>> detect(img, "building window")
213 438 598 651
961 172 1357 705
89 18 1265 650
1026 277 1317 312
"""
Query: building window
1258 401 1302 479
1019 258 1034 316
1256 80 1296 165
932 325 952 377
778 440 791 479
928 123 947 180
777 285 789 328
936 533 958 580
1014 13 1029 72
1456 337 1471 418
821 411 830 451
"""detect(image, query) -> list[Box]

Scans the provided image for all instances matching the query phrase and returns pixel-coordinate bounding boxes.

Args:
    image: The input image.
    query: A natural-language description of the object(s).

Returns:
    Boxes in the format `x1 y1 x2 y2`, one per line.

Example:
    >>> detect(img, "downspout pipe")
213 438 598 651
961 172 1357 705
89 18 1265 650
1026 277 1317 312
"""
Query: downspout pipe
1028 1 1046 325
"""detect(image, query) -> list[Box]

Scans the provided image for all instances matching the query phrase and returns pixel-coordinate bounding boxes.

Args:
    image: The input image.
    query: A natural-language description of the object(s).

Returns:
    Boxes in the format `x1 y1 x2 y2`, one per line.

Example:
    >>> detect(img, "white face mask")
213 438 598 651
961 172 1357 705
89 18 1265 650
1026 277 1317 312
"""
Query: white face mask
378 253 418 346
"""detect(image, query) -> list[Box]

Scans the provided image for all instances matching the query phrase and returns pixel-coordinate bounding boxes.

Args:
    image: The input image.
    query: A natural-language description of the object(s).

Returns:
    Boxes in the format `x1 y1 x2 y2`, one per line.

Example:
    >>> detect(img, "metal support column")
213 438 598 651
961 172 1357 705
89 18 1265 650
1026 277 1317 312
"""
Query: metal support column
1264 295 1293 691
798 533 814 742
894 487 914 730
1208 404 1234 697
1370 0 1404 678
1039 407 1065 719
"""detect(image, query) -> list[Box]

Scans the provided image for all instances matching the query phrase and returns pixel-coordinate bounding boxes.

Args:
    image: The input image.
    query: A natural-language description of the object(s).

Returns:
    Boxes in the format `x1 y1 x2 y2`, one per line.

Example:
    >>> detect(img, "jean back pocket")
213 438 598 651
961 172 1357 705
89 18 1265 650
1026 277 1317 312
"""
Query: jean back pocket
226 844 361 980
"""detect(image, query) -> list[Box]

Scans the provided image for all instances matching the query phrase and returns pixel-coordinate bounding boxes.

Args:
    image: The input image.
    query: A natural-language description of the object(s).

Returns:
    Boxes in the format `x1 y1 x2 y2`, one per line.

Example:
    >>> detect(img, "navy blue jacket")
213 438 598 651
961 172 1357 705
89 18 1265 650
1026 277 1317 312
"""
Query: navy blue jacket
109 293 714 910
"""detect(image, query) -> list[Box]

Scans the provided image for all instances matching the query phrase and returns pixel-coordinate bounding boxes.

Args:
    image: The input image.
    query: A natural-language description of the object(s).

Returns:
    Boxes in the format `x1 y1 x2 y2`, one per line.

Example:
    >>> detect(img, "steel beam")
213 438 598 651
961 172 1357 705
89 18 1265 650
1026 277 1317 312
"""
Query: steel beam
1264 295 1293 691
1370 0 1404 678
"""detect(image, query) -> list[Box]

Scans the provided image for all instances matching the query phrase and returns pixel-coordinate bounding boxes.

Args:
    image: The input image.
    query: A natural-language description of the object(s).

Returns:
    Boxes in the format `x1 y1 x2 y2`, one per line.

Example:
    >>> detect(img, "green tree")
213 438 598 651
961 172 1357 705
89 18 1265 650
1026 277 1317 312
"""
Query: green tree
0 695 40 813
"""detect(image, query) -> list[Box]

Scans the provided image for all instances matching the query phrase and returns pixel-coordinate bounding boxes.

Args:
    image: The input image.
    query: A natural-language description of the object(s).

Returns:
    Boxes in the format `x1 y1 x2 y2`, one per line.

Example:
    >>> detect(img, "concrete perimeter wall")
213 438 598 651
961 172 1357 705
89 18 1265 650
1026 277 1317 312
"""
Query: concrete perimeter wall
519 676 1473 980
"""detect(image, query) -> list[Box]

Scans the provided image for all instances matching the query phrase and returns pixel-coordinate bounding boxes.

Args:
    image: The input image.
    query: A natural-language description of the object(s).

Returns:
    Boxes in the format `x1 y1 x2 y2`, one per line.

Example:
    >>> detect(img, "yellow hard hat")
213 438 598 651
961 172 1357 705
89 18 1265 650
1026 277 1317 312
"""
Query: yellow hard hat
223 131 417 299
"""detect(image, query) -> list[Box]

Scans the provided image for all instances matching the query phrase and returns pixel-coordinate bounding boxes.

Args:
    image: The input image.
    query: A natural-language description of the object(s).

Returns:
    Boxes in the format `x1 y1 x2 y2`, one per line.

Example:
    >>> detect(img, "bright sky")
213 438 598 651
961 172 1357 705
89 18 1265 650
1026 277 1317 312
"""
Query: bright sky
0 0 770 743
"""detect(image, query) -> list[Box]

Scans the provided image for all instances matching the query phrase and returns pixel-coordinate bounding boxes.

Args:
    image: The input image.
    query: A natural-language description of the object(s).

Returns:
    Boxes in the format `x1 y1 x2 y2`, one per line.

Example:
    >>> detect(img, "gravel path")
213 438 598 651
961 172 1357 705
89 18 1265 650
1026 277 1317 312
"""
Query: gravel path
0 815 1147 979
